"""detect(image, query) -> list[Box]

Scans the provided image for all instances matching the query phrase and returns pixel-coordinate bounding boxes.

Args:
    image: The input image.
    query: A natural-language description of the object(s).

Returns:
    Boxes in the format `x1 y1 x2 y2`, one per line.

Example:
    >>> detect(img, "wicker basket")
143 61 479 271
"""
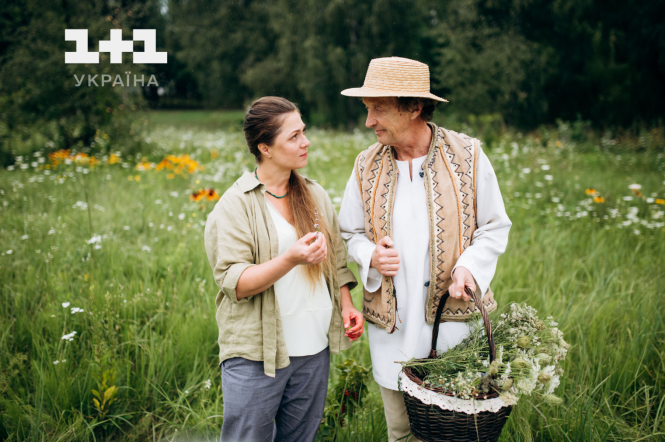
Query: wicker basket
401 287 512 442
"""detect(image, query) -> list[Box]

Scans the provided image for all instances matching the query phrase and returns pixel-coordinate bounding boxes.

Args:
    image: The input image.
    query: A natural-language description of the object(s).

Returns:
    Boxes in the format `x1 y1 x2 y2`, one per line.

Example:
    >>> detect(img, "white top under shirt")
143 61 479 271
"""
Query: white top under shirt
339 151 512 390
265 199 333 357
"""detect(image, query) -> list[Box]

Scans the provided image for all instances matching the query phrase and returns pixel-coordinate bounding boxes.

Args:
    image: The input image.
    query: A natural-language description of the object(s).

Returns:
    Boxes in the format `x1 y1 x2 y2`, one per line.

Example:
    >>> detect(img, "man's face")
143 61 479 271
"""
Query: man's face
363 97 412 146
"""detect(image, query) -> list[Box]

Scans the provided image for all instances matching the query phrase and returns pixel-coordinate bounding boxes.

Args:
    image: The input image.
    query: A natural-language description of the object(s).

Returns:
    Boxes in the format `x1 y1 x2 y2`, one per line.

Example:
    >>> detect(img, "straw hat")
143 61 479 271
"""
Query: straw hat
341 57 447 102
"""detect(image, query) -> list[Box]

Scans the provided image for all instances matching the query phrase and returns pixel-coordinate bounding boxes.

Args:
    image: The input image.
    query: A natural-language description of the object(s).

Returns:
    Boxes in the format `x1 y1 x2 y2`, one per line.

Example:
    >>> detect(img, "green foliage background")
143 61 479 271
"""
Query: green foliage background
2 0 664 165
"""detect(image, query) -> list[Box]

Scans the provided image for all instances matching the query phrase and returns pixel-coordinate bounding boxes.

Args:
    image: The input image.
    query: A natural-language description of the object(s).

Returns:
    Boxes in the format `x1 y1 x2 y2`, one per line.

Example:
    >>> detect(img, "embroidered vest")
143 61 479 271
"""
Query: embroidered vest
354 123 497 333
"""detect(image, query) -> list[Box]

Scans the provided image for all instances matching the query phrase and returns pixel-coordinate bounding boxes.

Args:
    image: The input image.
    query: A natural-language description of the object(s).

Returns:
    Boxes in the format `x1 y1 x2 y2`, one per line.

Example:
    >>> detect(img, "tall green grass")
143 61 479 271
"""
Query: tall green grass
1 112 663 441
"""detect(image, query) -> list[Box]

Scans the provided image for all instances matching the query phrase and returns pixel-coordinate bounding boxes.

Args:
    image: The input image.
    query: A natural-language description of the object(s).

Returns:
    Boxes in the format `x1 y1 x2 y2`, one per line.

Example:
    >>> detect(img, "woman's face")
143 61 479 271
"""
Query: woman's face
262 112 310 170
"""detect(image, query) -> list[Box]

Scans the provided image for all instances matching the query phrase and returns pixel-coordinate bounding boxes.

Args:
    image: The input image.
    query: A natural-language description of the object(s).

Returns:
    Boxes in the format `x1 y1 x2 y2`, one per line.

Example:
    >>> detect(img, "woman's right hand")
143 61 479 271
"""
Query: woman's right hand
286 232 327 266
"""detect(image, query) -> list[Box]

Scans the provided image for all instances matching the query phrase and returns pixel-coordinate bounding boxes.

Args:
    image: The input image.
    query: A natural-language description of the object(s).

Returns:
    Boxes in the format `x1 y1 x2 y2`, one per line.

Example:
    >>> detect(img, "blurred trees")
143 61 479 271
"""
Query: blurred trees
0 0 663 160
166 0 665 128
0 0 163 164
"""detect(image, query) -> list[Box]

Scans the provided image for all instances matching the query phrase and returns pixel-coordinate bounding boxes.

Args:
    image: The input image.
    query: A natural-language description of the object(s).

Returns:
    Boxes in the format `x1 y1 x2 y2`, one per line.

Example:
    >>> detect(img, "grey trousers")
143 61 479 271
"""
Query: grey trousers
220 347 330 442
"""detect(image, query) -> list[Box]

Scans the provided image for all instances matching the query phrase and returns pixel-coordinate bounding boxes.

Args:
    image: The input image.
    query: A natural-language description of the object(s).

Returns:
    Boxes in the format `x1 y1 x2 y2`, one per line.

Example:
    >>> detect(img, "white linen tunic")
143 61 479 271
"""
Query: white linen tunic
339 150 511 390
266 199 333 357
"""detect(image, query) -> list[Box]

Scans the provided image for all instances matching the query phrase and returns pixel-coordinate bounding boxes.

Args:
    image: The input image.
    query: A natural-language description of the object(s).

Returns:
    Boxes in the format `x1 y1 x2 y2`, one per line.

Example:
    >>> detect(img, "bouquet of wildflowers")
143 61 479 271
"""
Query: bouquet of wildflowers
400 303 569 407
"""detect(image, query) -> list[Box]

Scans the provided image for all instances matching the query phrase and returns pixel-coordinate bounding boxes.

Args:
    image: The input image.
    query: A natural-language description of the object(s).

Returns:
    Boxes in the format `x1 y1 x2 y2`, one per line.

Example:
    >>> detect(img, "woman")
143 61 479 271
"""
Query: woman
204 96 364 442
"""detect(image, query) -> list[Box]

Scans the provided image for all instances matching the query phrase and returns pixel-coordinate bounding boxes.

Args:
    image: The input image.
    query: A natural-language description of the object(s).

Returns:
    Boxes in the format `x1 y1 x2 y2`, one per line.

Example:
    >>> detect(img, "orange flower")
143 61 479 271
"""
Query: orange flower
585 188 598 196
136 160 153 171
656 199 665 205
593 196 605 203
48 149 71 167
154 154 202 175
206 188 220 201
108 154 121 164
190 188 220 202
190 190 204 202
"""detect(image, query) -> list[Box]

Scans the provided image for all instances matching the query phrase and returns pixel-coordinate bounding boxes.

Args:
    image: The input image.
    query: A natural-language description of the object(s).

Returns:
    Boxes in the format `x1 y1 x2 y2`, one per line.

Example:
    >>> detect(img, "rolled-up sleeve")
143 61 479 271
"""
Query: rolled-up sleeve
204 190 256 304
453 149 512 296
321 188 358 291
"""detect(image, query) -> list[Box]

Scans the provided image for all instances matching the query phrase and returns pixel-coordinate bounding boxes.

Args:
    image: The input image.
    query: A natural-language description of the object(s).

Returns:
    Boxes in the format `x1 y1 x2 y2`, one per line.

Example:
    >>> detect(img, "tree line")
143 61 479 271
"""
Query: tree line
1 0 664 162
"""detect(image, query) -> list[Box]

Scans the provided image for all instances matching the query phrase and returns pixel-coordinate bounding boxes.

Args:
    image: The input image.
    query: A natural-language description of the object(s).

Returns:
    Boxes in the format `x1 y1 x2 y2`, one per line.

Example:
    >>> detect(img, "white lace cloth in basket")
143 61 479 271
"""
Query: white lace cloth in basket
399 372 510 415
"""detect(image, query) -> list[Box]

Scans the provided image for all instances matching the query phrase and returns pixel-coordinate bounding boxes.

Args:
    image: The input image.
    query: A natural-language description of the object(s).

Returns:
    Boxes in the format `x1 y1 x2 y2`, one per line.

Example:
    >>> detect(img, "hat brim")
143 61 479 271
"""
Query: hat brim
341 87 448 102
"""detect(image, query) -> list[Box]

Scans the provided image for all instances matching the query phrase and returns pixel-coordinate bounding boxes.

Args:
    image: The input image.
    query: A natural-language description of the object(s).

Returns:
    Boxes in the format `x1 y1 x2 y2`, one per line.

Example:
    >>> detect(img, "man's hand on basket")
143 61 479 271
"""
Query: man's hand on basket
450 267 476 302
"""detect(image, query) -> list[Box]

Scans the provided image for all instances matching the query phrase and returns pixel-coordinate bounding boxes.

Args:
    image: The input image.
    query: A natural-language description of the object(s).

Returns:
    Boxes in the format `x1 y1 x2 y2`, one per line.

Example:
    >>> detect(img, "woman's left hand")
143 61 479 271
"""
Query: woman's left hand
342 306 364 342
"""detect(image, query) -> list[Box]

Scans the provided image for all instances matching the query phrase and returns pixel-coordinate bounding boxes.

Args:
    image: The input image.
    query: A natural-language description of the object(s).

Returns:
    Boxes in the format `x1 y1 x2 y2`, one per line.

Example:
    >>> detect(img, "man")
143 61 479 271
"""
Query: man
338 57 512 442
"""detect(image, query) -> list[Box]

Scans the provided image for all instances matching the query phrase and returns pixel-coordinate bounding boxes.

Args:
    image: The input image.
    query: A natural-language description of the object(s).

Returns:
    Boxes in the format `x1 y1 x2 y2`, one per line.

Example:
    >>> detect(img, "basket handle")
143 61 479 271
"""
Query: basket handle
428 286 496 364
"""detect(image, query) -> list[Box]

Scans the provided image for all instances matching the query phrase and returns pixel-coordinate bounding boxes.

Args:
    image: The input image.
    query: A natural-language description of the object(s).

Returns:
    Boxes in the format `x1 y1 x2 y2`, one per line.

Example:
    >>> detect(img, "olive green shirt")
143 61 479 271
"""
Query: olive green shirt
204 171 358 377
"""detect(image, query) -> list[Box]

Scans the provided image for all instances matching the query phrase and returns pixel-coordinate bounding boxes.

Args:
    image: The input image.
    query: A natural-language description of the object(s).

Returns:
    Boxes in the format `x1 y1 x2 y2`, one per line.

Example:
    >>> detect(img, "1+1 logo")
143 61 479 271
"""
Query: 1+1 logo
66 29 166 87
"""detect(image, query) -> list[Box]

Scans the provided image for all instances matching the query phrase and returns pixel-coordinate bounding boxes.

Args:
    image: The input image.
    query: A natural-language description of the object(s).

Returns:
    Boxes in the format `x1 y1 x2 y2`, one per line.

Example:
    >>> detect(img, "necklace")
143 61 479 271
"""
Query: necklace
254 167 288 199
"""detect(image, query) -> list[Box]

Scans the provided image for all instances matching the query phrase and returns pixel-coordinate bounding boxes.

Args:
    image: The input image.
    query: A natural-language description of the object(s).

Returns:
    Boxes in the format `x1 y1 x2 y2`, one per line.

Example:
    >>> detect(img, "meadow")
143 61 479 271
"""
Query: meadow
1 111 664 441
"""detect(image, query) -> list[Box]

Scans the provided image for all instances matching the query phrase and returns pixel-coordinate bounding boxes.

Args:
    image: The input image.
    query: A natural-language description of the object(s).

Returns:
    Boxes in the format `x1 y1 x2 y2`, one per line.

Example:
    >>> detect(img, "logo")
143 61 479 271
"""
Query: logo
65 29 167 64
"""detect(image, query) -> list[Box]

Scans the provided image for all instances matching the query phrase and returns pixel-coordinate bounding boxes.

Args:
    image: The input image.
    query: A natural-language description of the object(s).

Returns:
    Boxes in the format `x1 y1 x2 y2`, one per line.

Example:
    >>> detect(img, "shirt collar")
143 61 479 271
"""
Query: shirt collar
236 169 316 194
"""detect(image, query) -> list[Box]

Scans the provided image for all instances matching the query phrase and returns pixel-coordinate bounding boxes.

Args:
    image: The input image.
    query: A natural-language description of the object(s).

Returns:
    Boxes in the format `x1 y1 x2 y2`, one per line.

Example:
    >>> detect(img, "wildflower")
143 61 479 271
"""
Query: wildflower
61 331 77 341
585 188 598 196
5 249 13 254
537 372 552 384
141 246 151 252
314 209 320 238
53 360 60 365
536 353 552 364
136 160 154 171
108 153 121 164
499 379 514 391
124 226 130 230
628 184 642 191
204 379 212 390
155 154 202 175
656 199 665 205
499 392 518 406
540 164 550 170
543 394 563 406
593 196 605 203
21 235 29 240
521 168 531 174
516 336 531 349
62 302 70 308
622 196 633 201
88 235 102 245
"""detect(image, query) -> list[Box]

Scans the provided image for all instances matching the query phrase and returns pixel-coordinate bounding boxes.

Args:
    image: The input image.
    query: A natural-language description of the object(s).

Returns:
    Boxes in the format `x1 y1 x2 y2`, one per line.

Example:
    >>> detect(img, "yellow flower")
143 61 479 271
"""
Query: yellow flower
593 196 604 203
555 140 562 147
134 175 141 182
656 199 665 205
585 188 598 196
108 154 120 165
136 160 153 171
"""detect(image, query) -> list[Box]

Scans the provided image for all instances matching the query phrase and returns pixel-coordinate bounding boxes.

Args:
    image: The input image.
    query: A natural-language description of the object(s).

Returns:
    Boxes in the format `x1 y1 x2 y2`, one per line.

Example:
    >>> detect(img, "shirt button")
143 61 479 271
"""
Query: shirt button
419 171 424 178
424 281 430 287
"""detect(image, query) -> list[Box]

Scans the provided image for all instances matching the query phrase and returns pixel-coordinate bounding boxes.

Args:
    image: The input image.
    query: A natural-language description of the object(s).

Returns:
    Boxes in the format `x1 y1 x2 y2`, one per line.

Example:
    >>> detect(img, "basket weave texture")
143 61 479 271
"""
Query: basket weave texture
401 287 512 442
